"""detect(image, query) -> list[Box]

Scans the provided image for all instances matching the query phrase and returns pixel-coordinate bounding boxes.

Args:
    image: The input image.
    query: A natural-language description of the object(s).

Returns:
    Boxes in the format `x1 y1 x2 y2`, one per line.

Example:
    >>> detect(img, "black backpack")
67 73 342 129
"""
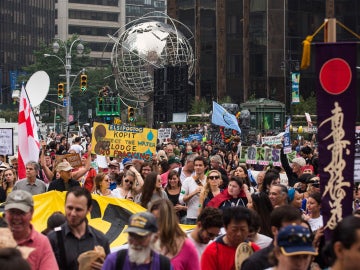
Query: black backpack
115 249 171 269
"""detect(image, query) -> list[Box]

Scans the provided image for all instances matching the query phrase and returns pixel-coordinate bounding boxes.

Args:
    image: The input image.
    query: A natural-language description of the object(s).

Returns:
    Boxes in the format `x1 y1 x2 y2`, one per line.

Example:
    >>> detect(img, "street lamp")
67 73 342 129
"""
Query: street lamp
44 39 84 126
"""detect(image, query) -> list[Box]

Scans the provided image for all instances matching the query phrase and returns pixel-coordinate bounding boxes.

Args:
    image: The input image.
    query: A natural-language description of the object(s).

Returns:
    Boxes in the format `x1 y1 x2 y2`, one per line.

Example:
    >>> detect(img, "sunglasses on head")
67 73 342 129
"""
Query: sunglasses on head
208 175 220 180
124 179 134 185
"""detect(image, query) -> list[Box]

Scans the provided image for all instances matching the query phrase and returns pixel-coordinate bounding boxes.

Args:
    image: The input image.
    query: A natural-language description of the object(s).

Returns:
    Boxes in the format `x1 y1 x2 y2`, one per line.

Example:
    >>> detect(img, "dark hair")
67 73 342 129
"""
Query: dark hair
159 160 170 173
300 146 313 155
223 206 252 228
140 172 161 208
0 248 31 270
262 170 280 192
228 175 244 189
166 170 181 190
42 211 66 235
197 207 223 229
323 215 360 266
74 137 81 143
270 205 302 229
66 187 92 209
251 192 273 237
113 172 124 185
194 156 208 167
308 191 321 205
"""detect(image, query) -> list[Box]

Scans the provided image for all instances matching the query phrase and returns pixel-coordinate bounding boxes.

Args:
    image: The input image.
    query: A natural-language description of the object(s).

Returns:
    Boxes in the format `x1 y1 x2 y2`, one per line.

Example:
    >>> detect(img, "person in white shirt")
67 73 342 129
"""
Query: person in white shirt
69 137 84 155
179 156 208 224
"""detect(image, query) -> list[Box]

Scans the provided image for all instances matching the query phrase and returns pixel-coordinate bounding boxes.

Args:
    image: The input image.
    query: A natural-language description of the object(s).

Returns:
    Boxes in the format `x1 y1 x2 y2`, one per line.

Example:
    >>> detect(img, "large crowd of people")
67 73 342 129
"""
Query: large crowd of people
0 130 359 270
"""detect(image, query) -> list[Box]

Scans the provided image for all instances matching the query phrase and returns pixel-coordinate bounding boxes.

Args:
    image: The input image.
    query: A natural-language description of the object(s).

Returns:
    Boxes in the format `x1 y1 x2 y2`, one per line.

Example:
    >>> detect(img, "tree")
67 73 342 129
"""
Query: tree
189 97 211 114
19 35 114 124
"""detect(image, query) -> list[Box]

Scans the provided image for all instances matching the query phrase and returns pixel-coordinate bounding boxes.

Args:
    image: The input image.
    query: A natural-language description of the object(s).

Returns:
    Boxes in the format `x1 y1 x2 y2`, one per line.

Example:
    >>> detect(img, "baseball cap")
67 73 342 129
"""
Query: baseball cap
56 161 73 172
277 225 318 256
5 190 34 213
124 212 158 236
291 157 306 167
168 156 181 165
108 160 120 167
122 157 133 168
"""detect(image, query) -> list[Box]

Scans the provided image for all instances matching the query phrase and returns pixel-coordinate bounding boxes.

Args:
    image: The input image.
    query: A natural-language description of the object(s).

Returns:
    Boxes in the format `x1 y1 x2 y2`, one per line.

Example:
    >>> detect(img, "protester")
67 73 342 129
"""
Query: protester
247 210 273 248
201 206 260 270
164 170 187 222
139 162 154 179
241 205 303 270
179 156 208 224
13 161 47 195
247 191 273 237
102 211 172 270
149 199 200 270
188 207 223 260
111 169 142 201
266 225 317 270
160 156 182 187
207 175 250 210
322 215 360 270
303 192 323 232
41 211 66 235
280 148 306 186
4 190 58 270
268 184 288 208
1 168 17 198
0 248 31 270
198 169 222 211
47 187 110 270
209 155 229 188
179 153 197 183
92 173 114 197
47 161 80 192
136 172 168 208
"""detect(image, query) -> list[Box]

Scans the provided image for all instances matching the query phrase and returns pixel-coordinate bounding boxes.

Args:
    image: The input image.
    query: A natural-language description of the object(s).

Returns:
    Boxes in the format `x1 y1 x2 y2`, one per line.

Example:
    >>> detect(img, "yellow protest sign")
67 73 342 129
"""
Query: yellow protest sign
91 122 158 161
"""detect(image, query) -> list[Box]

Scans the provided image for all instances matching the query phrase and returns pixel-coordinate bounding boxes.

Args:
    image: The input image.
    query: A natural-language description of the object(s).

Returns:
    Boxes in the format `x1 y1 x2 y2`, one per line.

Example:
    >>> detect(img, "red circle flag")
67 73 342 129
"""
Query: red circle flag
319 58 352 95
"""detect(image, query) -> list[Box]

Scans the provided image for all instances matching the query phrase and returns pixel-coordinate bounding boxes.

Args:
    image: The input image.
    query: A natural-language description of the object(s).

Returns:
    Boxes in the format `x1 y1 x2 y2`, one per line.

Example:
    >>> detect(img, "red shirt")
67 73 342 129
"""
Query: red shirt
201 235 260 270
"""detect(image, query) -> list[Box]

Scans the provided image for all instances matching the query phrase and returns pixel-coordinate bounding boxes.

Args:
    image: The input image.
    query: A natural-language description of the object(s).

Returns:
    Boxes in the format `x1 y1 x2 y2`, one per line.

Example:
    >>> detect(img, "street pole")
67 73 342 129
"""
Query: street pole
45 39 84 127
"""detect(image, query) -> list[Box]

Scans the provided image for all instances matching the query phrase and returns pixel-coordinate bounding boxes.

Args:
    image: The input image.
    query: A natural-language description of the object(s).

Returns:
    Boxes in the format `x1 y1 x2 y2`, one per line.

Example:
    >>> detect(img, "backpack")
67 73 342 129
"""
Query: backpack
115 249 171 269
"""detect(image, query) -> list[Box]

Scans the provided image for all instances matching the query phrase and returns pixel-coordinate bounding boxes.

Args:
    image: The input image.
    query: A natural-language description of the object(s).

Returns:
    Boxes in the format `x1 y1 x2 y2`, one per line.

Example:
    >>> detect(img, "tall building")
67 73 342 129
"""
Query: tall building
168 0 360 115
0 0 55 105
56 0 167 66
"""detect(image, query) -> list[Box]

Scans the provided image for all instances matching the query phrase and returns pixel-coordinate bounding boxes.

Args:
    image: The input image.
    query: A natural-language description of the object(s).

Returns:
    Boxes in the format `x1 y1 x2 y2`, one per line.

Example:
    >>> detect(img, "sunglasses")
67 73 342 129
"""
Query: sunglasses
208 175 220 180
124 179 134 185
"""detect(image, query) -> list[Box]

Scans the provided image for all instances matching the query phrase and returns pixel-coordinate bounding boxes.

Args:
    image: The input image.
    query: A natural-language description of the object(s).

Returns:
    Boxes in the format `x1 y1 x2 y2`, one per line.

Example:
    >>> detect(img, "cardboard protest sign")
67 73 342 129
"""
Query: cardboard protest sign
56 153 82 168
91 122 157 161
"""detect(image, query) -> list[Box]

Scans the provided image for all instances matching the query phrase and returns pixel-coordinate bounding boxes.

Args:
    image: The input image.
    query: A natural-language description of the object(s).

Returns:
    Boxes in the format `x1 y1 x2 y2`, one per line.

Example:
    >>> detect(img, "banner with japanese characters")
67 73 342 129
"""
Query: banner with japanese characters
316 43 357 240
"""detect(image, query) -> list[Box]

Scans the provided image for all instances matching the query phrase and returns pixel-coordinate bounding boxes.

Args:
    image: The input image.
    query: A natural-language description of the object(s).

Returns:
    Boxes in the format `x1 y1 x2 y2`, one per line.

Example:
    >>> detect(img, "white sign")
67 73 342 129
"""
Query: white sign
158 128 172 140
0 128 14 155
261 132 285 145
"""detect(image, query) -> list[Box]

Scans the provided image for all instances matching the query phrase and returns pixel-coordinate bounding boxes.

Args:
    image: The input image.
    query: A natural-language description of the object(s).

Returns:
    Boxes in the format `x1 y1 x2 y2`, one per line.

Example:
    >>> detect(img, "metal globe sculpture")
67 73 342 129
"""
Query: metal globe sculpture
110 12 195 98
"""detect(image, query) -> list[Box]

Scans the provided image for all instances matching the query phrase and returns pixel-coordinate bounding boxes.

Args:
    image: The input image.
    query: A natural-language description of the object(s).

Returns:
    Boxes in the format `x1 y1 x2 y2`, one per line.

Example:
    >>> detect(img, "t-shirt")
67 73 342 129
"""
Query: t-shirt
187 233 208 261
201 235 260 270
308 215 323 232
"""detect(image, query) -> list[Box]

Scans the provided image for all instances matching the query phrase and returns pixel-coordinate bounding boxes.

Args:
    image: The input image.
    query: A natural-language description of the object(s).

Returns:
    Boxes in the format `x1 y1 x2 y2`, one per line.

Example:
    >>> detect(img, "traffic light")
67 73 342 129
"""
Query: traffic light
80 74 87 92
127 107 135 122
57 83 64 100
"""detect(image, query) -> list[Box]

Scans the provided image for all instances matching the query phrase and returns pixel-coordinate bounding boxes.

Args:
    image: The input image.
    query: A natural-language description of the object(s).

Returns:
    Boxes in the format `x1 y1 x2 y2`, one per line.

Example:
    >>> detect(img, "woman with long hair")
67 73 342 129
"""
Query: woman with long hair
136 172 167 208
198 170 222 212
112 169 142 201
165 170 187 222
247 192 273 237
232 164 254 193
93 173 113 197
225 151 238 173
1 168 17 197
148 199 200 270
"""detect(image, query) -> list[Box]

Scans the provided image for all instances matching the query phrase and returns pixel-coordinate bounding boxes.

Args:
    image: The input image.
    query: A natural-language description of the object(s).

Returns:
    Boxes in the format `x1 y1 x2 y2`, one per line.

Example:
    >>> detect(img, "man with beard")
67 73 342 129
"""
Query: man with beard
188 207 223 261
102 212 172 270
48 187 110 270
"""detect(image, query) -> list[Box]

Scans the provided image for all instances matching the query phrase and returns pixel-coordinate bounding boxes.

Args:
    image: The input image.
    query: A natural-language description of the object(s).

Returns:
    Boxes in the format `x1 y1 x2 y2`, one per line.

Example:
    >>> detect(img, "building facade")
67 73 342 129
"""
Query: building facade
168 0 360 115
0 0 55 105
56 0 167 66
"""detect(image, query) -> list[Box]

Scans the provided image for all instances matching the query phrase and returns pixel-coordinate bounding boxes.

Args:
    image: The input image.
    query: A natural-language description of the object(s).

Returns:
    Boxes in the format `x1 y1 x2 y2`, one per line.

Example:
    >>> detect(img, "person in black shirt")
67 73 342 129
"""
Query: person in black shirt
48 162 80 192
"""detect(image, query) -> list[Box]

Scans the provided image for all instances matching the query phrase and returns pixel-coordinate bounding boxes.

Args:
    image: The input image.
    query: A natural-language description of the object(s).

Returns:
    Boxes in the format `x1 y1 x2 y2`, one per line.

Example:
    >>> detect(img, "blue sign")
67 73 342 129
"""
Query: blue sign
63 99 67 107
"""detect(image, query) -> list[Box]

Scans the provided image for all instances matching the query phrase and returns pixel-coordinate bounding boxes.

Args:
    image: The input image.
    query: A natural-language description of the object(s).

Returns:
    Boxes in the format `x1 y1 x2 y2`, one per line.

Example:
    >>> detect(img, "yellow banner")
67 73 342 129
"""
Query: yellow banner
91 122 158 161
25 191 194 250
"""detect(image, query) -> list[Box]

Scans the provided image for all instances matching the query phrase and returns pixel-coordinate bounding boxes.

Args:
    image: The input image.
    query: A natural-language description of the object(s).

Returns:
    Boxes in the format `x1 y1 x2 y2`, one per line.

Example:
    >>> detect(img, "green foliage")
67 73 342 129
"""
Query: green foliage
0 109 18 122
189 97 211 114
292 92 316 115
218 95 233 104
19 35 114 123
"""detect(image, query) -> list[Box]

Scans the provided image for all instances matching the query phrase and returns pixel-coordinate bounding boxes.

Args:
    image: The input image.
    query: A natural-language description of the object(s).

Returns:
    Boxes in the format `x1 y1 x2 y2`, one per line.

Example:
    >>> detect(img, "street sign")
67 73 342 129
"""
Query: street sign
63 99 67 107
